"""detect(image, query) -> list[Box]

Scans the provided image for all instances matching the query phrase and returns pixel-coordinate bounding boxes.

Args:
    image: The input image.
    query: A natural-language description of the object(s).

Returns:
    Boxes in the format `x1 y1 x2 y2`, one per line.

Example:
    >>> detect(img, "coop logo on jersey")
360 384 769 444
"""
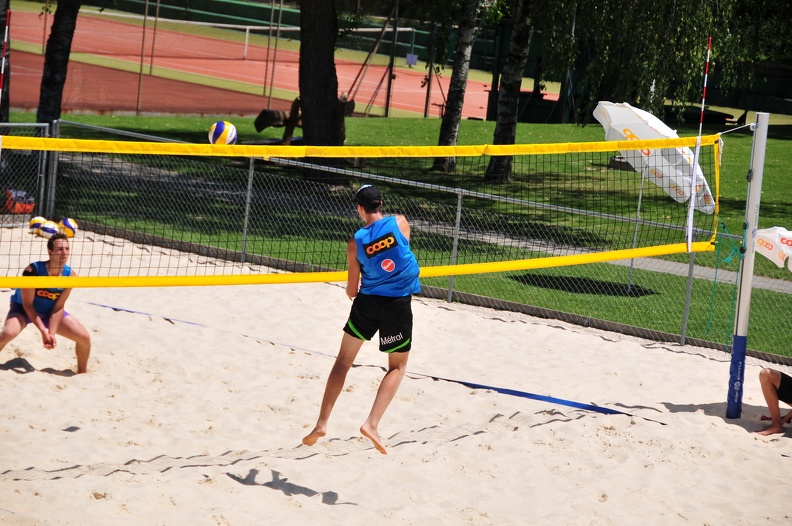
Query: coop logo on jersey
36 290 61 301
364 233 397 258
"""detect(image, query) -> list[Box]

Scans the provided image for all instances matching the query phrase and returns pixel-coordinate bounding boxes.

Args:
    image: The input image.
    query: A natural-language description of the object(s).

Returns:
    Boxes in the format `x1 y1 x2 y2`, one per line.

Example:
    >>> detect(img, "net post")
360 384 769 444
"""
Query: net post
680 252 696 345
726 112 769 419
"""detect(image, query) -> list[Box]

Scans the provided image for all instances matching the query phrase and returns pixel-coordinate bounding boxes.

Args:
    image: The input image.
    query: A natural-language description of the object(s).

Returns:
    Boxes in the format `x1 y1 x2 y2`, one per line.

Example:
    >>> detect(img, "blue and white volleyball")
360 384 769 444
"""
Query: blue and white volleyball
38 220 59 239
29 216 47 233
208 120 238 145
59 217 79 238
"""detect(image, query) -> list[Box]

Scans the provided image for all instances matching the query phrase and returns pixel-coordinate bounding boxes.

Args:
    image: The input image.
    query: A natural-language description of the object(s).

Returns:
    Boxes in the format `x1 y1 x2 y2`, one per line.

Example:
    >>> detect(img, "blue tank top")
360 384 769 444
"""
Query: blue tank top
355 215 420 297
10 261 72 314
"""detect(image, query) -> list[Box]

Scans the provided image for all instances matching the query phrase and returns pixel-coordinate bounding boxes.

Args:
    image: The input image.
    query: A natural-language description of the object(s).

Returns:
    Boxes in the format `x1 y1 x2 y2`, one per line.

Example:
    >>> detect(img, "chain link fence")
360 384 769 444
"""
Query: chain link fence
0 120 788 364
0 123 49 226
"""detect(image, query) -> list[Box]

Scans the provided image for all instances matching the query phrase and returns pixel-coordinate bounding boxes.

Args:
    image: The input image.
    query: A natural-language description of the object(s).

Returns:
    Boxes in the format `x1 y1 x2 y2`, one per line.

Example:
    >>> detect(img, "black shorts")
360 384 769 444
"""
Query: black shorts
343 293 413 353
778 372 792 405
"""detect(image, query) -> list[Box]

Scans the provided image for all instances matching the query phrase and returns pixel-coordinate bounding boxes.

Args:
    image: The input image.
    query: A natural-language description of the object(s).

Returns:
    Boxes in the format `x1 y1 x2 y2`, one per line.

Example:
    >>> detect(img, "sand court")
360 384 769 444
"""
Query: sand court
1 228 791 525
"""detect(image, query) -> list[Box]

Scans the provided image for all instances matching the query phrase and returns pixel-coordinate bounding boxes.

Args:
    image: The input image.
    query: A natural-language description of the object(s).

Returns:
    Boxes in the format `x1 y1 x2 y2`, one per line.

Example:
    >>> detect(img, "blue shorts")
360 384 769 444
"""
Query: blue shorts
343 293 413 353
7 301 69 329
778 372 792 405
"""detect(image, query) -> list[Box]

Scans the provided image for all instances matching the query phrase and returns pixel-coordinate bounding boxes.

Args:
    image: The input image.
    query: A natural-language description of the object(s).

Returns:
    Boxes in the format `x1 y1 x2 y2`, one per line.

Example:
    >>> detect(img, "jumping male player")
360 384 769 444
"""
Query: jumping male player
302 185 420 454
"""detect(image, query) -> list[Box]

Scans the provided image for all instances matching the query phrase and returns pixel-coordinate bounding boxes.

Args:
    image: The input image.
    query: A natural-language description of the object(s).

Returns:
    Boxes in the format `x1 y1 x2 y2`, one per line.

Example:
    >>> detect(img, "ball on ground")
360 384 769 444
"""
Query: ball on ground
29 216 47 233
38 220 59 239
208 120 237 145
59 217 79 238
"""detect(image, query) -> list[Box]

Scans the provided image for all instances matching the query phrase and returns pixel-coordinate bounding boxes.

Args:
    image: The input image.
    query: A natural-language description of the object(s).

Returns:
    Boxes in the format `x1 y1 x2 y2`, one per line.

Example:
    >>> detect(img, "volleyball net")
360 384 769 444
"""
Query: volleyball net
0 134 721 291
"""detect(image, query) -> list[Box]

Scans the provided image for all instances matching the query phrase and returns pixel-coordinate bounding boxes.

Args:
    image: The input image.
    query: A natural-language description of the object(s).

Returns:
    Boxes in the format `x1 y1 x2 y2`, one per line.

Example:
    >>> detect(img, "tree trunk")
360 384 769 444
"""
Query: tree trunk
298 0 347 183
36 0 82 125
485 0 533 183
0 2 11 123
431 0 479 173
299 0 344 147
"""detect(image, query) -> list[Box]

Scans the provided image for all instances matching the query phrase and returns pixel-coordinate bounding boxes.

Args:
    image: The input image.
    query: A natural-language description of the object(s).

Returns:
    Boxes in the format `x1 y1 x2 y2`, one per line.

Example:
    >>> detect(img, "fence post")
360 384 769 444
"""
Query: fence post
446 191 463 302
43 121 59 219
726 112 769 419
241 158 255 263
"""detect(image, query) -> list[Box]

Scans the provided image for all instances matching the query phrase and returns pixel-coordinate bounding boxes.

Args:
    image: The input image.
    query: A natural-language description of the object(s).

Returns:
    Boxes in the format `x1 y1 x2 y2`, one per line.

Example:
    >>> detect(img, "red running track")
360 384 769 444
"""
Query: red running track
10 9 494 119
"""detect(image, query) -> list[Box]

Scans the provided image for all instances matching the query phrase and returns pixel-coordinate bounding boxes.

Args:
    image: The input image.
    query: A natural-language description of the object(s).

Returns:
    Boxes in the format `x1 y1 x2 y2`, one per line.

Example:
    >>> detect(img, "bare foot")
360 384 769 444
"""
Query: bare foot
756 423 785 436
302 426 326 446
360 423 387 455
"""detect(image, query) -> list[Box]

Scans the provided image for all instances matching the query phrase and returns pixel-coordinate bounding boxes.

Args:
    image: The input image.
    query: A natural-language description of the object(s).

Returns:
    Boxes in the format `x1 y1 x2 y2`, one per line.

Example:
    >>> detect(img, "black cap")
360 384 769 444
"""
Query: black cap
353 184 382 210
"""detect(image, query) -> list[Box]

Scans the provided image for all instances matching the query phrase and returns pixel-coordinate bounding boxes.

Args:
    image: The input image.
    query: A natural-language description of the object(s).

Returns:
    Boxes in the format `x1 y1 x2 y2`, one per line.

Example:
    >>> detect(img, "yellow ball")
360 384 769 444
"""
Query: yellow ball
29 216 47 233
59 217 79 238
38 220 59 239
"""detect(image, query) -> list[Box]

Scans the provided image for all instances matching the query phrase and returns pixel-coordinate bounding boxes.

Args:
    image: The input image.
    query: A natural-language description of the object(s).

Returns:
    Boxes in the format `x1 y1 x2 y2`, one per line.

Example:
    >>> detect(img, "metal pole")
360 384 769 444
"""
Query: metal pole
266 0 284 109
148 0 161 76
41 8 47 55
446 192 463 302
241 158 255 263
680 252 695 344
262 0 275 98
424 23 436 118
135 0 150 116
45 121 60 219
36 122 50 218
384 0 398 117
726 112 769 419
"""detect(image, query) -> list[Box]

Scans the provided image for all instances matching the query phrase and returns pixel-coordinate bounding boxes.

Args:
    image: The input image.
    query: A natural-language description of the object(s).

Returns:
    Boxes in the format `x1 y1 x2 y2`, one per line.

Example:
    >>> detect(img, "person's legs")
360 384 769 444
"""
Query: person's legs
360 350 410 455
757 368 785 435
56 315 91 374
302 332 365 446
0 312 26 353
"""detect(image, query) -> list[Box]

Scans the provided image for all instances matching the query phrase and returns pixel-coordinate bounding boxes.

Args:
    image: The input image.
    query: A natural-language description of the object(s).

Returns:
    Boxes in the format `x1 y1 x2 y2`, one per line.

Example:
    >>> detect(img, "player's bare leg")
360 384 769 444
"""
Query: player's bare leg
360 350 409 455
303 333 364 446
58 316 91 374
756 368 787 436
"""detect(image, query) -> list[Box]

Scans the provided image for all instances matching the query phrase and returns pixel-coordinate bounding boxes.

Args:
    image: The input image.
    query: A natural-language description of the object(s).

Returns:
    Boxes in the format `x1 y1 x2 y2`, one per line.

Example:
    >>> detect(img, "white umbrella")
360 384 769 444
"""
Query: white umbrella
755 227 792 273
593 101 715 214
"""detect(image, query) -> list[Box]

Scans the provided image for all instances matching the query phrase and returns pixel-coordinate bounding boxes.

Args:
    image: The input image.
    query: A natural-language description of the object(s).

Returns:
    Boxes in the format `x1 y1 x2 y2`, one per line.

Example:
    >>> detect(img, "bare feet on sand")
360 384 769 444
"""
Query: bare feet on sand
756 424 786 436
361 423 387 455
302 427 326 446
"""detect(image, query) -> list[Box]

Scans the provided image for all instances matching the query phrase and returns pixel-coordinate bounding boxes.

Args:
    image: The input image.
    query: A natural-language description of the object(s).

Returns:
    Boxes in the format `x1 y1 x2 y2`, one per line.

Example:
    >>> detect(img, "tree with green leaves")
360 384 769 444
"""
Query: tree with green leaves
532 0 792 123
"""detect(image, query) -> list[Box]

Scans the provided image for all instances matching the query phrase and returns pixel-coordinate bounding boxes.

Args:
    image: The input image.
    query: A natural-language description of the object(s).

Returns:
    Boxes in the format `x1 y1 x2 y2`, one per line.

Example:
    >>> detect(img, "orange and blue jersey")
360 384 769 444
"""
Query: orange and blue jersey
10 261 72 314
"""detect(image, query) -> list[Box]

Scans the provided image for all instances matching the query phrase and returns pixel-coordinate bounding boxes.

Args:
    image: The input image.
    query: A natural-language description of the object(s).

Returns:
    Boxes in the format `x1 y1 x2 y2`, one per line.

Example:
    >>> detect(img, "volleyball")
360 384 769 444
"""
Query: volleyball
38 220 59 239
59 217 79 238
29 216 47 233
208 120 237 145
